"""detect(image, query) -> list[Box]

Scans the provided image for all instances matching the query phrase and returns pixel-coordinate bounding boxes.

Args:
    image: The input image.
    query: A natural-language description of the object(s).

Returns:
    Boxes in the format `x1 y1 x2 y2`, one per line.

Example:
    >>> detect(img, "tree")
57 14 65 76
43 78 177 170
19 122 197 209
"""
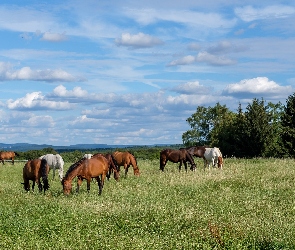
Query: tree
241 98 272 157
182 103 232 147
281 93 295 157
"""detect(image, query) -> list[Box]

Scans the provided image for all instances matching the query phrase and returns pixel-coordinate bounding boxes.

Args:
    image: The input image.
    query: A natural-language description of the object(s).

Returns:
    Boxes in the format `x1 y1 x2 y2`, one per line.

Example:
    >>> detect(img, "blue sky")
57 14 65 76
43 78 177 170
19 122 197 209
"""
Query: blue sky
0 1 295 146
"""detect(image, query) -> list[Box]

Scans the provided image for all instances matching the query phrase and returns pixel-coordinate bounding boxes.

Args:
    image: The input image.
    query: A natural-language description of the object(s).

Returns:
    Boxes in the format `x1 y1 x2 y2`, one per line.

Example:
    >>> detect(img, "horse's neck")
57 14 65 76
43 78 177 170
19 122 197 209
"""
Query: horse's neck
65 164 83 181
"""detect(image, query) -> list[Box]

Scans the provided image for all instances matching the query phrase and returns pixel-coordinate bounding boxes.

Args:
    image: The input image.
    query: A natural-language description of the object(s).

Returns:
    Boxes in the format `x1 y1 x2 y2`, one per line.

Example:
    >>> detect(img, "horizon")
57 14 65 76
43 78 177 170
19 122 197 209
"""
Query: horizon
0 1 294 146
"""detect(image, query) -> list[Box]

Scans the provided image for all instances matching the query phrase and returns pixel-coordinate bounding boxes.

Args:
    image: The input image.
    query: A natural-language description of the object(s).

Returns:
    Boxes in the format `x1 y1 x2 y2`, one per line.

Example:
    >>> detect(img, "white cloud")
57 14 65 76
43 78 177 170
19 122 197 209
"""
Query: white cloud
223 77 293 99
53 85 88 98
169 52 236 66
171 81 211 95
115 32 163 48
235 5 295 22
0 62 81 82
7 92 73 110
41 32 68 42
168 55 195 66
22 115 55 127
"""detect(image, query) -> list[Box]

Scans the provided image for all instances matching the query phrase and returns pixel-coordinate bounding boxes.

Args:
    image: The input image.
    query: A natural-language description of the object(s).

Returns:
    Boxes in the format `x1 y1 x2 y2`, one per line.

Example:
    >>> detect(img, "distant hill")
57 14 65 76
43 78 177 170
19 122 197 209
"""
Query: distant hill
0 143 177 152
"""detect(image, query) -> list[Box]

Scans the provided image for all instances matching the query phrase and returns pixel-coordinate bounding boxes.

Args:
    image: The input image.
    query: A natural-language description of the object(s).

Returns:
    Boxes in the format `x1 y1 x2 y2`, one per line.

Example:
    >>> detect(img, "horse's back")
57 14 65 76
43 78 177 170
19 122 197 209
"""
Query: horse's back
112 151 132 165
23 159 42 179
84 156 109 177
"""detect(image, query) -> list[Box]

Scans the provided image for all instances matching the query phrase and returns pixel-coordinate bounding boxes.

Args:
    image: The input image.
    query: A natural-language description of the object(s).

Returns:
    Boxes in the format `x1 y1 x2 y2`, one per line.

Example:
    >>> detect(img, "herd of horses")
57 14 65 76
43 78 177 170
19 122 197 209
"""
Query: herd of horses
0 146 223 195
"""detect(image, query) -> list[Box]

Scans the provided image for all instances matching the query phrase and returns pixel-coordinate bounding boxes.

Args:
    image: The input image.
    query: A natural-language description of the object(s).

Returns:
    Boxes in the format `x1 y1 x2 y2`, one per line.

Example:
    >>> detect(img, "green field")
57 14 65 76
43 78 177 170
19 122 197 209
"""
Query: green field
0 158 294 249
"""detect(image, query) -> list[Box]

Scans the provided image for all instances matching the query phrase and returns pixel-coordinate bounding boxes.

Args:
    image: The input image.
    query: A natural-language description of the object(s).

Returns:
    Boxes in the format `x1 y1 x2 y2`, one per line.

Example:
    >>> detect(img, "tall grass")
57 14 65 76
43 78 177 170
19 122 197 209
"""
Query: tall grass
0 158 295 249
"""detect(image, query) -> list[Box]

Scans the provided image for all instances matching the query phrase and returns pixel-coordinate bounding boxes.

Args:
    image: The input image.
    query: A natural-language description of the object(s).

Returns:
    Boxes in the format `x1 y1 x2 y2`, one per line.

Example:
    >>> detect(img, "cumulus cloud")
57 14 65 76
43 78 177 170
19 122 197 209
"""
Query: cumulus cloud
235 5 295 22
7 92 73 110
223 77 293 99
0 62 82 82
168 55 195 66
52 85 88 98
115 32 163 49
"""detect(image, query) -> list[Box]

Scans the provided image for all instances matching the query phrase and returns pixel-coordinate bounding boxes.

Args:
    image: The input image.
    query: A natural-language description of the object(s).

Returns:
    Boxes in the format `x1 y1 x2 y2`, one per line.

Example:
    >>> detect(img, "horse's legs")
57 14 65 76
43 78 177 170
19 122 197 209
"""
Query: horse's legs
76 177 83 193
124 164 128 176
96 176 103 195
52 167 56 180
58 167 63 181
178 161 183 172
11 157 14 165
184 162 188 172
86 178 91 192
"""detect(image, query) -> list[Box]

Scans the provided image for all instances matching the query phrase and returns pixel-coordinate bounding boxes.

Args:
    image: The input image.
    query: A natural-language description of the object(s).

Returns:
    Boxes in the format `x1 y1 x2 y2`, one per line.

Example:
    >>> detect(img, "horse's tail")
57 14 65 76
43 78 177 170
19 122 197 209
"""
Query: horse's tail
40 159 50 192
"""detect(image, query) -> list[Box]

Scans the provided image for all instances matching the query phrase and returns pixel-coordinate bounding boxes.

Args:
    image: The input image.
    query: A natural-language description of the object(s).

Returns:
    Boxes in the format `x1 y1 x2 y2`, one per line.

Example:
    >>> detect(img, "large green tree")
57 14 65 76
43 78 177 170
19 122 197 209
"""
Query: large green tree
182 103 232 147
281 93 295 157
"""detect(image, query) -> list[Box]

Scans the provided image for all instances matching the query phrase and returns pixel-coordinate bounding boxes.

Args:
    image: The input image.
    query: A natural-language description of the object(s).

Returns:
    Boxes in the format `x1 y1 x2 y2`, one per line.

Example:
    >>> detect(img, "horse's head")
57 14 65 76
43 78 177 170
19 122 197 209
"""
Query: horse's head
61 178 72 195
217 156 223 169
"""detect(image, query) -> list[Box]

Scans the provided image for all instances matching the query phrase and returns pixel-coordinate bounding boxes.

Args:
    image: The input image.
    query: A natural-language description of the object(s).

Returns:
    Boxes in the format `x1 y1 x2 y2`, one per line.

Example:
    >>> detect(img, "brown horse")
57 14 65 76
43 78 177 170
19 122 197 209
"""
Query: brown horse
0 151 19 164
22 158 50 193
61 155 110 195
112 151 140 176
160 148 196 172
92 153 120 180
183 146 206 158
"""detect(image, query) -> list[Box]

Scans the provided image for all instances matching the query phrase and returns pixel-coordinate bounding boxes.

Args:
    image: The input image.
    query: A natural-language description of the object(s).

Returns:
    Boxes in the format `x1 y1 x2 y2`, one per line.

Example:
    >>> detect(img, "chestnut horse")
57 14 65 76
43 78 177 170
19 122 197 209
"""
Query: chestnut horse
92 153 120 180
160 148 196 172
22 158 50 193
0 151 19 164
112 151 140 176
61 155 113 195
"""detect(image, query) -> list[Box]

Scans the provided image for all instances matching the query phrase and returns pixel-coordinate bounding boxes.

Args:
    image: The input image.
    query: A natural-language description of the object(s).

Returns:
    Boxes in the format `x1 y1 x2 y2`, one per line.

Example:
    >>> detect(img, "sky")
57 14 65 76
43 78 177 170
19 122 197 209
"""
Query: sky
0 0 295 147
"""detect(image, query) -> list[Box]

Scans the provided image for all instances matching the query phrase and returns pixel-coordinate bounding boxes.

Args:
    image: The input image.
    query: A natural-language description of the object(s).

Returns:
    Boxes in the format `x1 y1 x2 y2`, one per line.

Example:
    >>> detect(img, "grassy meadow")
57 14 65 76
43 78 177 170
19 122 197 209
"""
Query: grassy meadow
0 157 295 249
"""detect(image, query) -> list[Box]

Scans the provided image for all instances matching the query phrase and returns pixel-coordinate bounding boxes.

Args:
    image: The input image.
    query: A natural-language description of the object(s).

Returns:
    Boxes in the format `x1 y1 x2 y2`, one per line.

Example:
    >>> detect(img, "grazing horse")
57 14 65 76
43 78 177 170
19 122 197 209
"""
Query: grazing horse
0 151 19 164
112 151 140 176
92 153 120 180
22 158 50 193
61 155 110 195
184 146 206 158
203 147 223 170
160 148 196 172
39 154 64 181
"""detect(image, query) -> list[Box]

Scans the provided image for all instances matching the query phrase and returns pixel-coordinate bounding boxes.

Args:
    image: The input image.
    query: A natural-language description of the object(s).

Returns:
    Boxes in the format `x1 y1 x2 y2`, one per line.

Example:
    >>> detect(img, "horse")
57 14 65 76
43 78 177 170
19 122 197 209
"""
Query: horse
83 154 93 159
0 151 19 164
112 151 140 176
22 158 50 193
61 155 110 195
160 148 196 172
92 153 120 180
39 154 64 181
183 146 206 158
203 147 223 170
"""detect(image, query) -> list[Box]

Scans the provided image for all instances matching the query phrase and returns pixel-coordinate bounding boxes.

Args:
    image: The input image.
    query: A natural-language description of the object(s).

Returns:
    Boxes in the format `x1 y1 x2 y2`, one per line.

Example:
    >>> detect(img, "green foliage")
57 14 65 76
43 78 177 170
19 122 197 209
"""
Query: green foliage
183 98 290 158
0 158 295 249
281 93 295 157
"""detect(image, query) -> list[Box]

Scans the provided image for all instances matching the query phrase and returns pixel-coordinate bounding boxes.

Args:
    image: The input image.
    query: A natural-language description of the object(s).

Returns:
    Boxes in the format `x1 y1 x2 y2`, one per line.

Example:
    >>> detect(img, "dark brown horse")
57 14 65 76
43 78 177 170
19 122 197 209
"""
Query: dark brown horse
112 151 140 176
92 153 120 180
61 155 111 195
160 148 196 172
0 151 19 164
183 146 206 158
22 158 50 193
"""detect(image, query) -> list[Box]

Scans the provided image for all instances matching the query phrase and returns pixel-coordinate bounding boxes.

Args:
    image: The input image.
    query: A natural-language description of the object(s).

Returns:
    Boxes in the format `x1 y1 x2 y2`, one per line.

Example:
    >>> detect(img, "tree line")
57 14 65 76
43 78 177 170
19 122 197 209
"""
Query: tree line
182 93 295 158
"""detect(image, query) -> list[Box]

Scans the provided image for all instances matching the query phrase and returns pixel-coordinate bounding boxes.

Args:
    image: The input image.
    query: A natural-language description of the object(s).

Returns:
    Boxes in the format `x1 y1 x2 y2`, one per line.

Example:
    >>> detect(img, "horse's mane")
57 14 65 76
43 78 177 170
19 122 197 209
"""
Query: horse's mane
64 157 85 178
